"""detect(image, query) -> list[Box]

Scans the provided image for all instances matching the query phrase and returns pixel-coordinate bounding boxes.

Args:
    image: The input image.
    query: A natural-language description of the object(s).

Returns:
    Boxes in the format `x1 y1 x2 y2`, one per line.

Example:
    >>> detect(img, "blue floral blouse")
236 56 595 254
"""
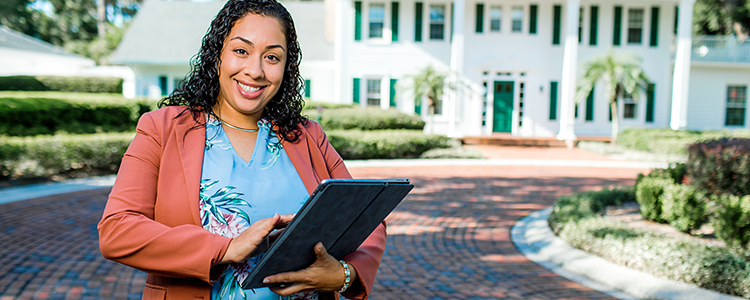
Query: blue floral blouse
200 117 317 300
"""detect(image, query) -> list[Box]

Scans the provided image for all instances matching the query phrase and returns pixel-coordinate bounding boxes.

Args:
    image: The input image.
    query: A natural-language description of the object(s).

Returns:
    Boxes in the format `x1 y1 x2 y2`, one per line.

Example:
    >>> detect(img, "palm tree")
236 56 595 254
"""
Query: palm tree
575 51 650 144
397 65 448 133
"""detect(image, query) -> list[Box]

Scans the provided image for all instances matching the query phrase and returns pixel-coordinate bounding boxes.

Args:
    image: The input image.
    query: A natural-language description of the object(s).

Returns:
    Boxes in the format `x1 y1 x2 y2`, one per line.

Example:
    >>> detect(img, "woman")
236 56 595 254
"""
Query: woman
97 0 386 299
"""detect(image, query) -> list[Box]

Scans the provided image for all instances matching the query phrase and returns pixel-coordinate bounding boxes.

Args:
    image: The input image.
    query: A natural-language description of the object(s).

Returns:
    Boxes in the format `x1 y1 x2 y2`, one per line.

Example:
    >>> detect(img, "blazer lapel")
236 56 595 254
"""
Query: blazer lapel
175 116 206 226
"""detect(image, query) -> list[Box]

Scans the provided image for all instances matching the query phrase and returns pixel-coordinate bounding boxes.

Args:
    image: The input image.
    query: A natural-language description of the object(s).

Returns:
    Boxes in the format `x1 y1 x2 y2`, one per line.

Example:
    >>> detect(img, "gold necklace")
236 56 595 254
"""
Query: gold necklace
217 117 259 132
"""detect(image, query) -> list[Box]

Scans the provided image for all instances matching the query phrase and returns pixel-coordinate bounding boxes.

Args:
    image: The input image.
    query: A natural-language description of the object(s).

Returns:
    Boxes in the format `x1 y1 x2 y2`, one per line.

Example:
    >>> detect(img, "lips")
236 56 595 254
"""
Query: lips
236 80 265 98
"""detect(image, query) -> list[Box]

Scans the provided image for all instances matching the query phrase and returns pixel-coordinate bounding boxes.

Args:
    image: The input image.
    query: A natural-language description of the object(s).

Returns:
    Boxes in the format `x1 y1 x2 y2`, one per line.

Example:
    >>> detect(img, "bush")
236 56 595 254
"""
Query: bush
636 177 673 222
313 107 425 131
0 76 123 93
418 146 485 159
618 128 750 156
0 132 134 179
549 187 635 227
660 184 707 233
711 193 750 248
0 92 156 136
687 138 750 197
327 130 452 159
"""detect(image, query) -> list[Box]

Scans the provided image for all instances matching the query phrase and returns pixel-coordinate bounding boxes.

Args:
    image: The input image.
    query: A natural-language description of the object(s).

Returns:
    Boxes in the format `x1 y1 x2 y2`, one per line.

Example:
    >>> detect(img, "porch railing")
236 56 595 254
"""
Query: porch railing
691 36 750 63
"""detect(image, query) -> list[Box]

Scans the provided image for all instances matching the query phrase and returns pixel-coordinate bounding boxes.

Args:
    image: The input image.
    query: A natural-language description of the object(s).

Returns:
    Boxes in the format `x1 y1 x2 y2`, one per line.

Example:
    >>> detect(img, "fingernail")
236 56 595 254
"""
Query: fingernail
263 278 270 283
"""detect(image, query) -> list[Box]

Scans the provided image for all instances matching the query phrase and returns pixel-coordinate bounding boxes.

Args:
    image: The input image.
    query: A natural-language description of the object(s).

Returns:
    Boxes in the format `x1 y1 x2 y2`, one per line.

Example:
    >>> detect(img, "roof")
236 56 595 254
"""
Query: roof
111 0 332 65
0 25 89 59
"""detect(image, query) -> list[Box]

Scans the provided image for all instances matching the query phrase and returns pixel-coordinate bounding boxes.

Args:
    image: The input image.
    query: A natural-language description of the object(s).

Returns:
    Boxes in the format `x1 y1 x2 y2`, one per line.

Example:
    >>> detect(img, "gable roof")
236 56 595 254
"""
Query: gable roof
111 0 332 65
0 25 89 59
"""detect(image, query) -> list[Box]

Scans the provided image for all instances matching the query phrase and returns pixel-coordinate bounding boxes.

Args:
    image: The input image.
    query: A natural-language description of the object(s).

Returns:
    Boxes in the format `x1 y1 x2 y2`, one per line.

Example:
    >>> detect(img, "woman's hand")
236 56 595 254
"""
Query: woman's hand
220 213 294 263
264 242 358 296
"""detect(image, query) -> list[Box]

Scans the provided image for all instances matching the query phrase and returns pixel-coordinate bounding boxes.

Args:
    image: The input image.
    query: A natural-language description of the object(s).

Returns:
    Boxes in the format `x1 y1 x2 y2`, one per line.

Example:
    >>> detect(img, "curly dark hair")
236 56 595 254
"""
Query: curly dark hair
160 0 306 142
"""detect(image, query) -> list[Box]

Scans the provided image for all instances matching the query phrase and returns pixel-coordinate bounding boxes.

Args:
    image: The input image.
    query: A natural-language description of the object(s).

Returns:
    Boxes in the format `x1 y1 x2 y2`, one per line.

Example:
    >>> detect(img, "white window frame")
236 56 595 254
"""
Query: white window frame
489 5 502 32
366 79 382 107
627 8 644 45
429 4 446 40
368 3 386 39
622 92 637 119
726 85 747 127
511 5 524 33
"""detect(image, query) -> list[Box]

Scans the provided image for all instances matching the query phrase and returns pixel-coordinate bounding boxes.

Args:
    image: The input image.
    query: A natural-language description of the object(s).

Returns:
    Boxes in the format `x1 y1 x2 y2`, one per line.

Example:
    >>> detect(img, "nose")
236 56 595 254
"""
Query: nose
244 56 264 79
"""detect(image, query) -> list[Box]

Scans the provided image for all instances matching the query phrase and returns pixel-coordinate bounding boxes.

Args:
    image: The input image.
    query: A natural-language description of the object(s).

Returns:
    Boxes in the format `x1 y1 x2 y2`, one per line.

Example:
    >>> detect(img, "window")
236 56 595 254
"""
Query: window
511 6 523 32
476 3 484 33
367 79 381 106
529 4 537 34
433 96 443 115
159 76 168 96
553 5 561 45
369 3 385 38
429 5 445 40
518 82 525 127
578 7 584 43
623 92 636 119
628 8 644 44
727 86 747 126
490 6 502 32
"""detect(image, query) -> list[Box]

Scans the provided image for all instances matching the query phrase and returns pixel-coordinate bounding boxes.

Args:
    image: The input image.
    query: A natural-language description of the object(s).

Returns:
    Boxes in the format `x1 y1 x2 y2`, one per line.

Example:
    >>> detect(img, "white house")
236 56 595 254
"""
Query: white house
113 0 750 138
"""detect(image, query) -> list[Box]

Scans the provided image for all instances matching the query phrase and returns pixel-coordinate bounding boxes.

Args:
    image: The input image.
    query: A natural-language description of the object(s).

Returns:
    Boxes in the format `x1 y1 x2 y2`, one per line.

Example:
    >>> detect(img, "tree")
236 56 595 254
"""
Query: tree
575 52 650 144
397 65 447 133
694 0 750 37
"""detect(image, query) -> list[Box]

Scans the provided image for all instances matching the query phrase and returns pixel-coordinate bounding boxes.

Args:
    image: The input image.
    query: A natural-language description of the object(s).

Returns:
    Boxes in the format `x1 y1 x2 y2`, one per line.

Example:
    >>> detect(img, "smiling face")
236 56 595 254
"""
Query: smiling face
215 13 287 125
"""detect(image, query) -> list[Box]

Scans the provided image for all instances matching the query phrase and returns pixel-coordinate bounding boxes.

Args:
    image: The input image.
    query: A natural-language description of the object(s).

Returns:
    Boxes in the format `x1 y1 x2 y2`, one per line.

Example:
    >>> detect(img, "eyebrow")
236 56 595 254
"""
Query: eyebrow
230 36 285 52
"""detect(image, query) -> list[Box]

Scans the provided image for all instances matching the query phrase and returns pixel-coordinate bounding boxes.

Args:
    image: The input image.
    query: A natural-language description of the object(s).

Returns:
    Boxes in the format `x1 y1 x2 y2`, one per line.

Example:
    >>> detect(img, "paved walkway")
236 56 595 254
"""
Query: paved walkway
0 146 651 300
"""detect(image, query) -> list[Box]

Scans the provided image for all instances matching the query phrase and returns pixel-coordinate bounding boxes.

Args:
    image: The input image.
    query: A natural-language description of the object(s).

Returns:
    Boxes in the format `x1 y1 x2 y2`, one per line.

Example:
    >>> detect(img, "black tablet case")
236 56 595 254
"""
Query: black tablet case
240 179 413 289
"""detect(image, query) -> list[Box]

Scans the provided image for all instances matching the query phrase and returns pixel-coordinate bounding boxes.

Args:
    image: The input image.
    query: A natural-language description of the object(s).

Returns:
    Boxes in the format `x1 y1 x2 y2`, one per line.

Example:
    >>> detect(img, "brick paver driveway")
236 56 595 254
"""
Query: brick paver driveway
0 163 647 299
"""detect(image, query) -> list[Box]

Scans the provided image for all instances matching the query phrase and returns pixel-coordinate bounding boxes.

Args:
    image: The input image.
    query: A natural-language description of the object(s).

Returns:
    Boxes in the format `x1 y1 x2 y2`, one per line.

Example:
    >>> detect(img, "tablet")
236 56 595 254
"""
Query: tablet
240 178 413 289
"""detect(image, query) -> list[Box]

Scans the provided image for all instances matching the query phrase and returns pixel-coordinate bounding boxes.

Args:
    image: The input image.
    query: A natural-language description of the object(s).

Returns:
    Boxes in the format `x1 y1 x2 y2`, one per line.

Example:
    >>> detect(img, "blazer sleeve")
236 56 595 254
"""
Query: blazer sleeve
98 111 231 283
308 121 387 300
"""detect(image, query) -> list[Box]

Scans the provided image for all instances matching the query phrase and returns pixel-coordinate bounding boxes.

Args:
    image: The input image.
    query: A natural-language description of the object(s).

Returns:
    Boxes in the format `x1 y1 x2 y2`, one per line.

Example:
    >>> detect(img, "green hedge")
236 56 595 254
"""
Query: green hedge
636 177 672 222
0 92 156 136
0 76 123 93
308 107 425 131
549 187 635 226
0 132 134 179
327 130 452 159
618 128 750 156
687 138 750 197
711 194 750 248
661 184 707 233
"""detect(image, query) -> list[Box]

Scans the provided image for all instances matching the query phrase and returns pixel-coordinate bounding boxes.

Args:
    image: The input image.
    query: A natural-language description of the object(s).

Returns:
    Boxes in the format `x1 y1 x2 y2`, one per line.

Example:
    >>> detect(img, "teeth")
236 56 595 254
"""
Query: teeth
238 81 261 93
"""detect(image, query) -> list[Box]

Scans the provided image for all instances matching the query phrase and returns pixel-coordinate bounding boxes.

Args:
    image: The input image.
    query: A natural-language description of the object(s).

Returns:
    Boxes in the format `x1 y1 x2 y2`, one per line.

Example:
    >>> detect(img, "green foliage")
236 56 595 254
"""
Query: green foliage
397 65 448 115
618 128 750 156
711 194 750 248
418 146 485 159
687 138 750 197
0 92 155 136
555 217 750 298
0 132 134 179
693 0 750 36
326 130 452 159
636 163 688 185
0 76 123 93
660 184 707 233
636 177 673 222
312 107 425 131
63 22 128 65
302 101 353 110
548 187 635 227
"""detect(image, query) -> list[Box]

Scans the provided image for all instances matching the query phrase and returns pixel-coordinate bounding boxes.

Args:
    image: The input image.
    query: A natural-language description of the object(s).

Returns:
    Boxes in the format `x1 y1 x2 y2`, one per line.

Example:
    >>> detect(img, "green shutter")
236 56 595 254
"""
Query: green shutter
353 78 360 104
415 97 422 115
549 81 558 120
585 88 594 121
392 2 400 41
613 6 622 46
609 104 612 121
530 5 538 34
553 5 561 45
415 2 423 42
304 79 311 98
650 6 659 47
389 79 397 107
674 6 678 35
476 3 484 33
589 6 598 45
354 1 362 41
646 83 655 122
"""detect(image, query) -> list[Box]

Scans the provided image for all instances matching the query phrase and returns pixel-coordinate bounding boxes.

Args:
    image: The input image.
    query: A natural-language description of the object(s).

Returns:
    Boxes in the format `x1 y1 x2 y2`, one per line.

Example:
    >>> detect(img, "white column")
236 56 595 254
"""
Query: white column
670 0 694 130
448 0 466 137
334 0 349 104
557 0 580 145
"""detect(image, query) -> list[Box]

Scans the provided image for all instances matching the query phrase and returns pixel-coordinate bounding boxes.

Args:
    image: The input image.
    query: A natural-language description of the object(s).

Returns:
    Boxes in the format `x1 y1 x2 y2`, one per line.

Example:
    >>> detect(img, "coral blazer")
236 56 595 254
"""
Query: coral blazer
98 106 386 300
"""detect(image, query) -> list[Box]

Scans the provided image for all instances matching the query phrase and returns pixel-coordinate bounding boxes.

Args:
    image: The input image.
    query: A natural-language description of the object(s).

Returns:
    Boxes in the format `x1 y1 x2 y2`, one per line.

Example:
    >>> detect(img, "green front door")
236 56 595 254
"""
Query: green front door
493 81 514 132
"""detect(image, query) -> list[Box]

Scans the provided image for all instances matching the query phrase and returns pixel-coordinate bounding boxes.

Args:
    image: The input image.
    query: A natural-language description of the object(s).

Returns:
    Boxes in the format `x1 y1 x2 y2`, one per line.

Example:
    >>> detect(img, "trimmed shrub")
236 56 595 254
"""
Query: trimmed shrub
0 92 155 136
326 130 452 159
0 76 123 93
315 107 425 131
687 138 750 197
636 177 673 222
549 187 635 227
418 146 485 159
303 101 352 110
660 184 707 233
0 132 134 179
618 128 750 156
711 193 750 248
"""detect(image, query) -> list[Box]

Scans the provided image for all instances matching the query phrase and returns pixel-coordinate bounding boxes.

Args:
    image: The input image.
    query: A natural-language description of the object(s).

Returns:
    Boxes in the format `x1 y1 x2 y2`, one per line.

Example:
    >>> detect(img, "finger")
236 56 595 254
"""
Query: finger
314 242 328 259
275 214 295 227
268 282 310 296
263 270 304 285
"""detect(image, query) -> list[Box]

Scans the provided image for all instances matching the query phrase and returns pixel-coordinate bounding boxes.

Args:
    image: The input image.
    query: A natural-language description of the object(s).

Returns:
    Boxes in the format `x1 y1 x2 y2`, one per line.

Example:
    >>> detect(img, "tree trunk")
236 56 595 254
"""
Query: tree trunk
610 100 619 145
97 0 106 38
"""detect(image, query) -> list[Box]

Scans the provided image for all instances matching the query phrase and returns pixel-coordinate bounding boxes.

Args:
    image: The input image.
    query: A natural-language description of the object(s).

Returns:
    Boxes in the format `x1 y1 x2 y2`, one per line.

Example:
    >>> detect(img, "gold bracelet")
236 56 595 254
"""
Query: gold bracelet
337 260 351 293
